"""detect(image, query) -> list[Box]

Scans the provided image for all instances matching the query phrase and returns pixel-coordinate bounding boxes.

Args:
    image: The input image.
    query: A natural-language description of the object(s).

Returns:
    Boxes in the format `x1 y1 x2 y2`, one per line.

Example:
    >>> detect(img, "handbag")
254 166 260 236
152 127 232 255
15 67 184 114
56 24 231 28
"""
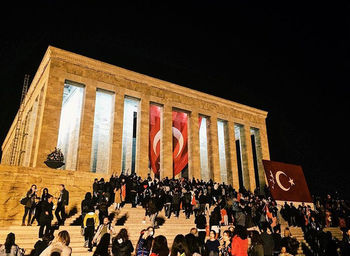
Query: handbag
20 197 29 205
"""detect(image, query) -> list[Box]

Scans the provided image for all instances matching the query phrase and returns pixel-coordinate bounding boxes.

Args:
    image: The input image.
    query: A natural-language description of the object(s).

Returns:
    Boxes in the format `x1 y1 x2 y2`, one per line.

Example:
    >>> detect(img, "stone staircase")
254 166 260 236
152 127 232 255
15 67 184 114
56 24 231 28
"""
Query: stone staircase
324 227 344 241
1 202 326 256
0 203 198 256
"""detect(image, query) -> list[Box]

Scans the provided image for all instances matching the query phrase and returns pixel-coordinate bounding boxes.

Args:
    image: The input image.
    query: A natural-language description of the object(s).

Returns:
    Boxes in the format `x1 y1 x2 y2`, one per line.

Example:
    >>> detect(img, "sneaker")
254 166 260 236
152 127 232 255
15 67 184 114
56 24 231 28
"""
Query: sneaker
142 220 146 224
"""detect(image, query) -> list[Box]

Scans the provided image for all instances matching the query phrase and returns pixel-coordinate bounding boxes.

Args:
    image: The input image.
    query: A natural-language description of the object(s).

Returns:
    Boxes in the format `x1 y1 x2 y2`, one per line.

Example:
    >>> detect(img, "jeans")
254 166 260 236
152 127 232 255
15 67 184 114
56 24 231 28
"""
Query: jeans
55 203 66 225
164 203 171 218
22 207 33 224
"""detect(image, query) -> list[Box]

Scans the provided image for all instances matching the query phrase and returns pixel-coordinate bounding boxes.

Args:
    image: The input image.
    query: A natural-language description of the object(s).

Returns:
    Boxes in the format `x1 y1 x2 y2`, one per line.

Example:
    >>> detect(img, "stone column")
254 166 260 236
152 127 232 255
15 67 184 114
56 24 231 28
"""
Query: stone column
208 115 221 183
35 68 64 169
137 96 150 178
162 104 173 179
30 87 46 167
77 82 96 172
259 125 270 161
189 110 200 180
243 125 256 191
227 121 240 189
258 125 270 186
110 90 125 175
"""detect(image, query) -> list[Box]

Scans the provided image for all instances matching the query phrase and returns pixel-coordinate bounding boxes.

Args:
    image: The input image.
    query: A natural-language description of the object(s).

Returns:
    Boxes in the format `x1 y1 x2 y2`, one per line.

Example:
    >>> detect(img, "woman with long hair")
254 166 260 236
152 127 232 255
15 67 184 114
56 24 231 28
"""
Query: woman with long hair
151 235 169 256
205 230 220 256
219 230 232 256
93 233 110 256
170 234 190 256
230 225 248 256
136 227 155 256
22 184 38 226
0 233 24 256
39 230 72 256
112 228 134 256
32 188 52 225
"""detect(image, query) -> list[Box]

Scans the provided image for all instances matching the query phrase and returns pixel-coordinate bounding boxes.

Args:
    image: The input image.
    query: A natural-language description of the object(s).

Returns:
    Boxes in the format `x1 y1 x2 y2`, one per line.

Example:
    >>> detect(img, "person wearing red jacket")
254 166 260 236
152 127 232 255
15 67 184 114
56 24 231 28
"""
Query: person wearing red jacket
230 225 248 256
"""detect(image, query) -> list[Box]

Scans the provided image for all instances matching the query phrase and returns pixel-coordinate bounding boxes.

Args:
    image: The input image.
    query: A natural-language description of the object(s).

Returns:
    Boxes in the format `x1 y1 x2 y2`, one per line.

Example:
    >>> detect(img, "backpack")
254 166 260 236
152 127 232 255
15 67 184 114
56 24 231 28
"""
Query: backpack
86 216 95 227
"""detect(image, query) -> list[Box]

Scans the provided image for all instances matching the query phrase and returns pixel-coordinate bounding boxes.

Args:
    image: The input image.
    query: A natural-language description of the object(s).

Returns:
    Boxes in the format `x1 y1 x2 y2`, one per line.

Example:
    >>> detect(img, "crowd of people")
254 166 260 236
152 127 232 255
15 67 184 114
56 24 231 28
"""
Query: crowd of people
19 184 69 238
76 173 300 256
2 173 350 256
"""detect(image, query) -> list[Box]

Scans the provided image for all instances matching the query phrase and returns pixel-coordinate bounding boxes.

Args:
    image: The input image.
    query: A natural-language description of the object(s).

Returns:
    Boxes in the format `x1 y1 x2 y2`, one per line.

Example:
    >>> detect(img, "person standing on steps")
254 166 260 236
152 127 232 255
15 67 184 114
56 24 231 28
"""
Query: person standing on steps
93 217 116 247
114 185 122 211
55 184 69 226
39 195 54 239
22 184 38 226
83 207 99 252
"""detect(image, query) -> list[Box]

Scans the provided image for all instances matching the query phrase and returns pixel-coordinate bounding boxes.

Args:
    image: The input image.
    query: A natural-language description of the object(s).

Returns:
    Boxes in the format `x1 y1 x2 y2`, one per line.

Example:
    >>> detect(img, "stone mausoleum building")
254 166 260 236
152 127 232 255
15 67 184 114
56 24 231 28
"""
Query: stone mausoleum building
0 46 270 225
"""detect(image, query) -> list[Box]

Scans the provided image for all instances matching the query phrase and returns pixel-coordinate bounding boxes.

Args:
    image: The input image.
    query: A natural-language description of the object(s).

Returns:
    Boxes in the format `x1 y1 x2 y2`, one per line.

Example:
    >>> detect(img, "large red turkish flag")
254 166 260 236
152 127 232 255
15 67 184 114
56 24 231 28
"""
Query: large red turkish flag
262 160 312 202
149 105 161 174
172 111 188 176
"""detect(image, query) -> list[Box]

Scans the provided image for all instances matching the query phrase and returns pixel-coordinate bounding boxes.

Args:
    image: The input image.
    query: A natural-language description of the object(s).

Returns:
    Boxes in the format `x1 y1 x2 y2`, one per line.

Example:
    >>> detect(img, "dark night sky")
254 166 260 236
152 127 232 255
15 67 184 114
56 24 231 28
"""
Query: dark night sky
1 1 349 198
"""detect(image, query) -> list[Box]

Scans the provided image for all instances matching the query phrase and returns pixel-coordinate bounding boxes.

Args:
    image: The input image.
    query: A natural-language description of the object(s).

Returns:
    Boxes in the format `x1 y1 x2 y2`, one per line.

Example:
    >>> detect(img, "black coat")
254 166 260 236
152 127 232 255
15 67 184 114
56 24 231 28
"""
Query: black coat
195 214 207 229
340 236 350 256
209 207 221 226
39 201 53 224
33 240 49 256
58 189 69 206
112 239 134 256
260 232 275 256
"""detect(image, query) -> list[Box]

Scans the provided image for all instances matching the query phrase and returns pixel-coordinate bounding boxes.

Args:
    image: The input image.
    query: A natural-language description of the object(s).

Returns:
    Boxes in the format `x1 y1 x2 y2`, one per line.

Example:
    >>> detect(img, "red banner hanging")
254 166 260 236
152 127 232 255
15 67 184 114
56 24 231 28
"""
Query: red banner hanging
172 111 188 176
149 105 161 174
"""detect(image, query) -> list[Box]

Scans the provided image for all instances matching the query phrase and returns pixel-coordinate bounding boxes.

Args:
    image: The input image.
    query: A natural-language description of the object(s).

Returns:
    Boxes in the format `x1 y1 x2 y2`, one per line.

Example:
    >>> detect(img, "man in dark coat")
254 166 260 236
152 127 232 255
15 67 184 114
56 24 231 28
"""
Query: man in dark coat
55 184 69 226
260 223 275 256
182 189 192 219
39 195 54 238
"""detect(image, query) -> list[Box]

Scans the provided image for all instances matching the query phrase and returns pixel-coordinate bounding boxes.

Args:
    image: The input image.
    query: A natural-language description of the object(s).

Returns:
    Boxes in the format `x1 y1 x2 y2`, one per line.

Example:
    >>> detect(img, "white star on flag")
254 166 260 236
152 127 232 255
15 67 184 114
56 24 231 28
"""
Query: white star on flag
288 178 295 186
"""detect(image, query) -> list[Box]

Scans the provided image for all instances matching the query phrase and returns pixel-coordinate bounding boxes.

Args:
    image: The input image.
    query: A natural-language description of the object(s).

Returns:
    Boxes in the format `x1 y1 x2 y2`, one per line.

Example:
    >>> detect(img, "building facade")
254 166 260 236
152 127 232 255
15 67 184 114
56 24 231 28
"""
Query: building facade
1 46 269 191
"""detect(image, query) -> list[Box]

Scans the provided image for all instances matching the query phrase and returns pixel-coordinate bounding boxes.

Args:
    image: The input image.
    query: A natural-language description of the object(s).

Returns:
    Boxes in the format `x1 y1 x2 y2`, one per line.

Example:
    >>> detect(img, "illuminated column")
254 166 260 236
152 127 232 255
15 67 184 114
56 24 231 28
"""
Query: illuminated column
259 126 270 161
35 71 64 168
77 83 96 172
257 125 270 186
189 110 200 179
162 104 173 178
110 90 125 175
227 121 240 189
209 115 221 183
137 96 150 178
243 125 256 191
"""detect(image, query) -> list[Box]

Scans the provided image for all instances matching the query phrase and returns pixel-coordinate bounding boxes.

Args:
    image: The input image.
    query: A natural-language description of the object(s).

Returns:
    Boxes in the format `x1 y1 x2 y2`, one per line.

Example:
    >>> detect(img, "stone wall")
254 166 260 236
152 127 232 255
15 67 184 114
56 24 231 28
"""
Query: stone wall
0 164 109 226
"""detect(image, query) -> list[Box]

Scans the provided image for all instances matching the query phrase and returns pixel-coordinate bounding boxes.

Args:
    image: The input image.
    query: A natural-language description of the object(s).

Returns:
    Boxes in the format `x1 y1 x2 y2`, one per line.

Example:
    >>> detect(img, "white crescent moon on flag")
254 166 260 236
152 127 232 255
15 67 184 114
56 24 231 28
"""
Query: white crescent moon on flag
172 127 184 158
153 130 161 155
275 171 291 191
